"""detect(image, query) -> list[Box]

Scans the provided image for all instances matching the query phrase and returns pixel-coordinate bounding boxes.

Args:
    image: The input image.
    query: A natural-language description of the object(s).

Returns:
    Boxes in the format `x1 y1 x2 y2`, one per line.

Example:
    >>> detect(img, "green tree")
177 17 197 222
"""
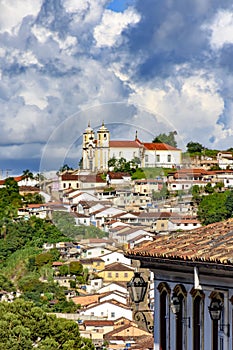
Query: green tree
204 183 214 194
153 131 177 147
186 141 204 153
59 265 69 276
197 191 232 225
0 274 15 292
69 261 83 276
152 184 169 200
59 164 74 173
0 299 94 349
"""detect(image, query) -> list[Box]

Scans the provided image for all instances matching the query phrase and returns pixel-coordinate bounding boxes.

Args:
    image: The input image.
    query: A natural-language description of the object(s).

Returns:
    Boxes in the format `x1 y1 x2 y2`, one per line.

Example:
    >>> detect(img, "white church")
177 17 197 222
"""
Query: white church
82 122 182 172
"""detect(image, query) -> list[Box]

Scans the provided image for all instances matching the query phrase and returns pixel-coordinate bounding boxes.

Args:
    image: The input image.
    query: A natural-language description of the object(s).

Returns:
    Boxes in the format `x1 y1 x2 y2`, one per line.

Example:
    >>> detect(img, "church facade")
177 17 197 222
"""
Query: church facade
82 122 182 172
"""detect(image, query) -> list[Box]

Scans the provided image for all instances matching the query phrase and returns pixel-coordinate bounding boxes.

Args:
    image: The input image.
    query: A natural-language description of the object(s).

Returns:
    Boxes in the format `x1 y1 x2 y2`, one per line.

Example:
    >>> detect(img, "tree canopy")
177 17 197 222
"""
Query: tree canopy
197 190 233 225
0 299 94 350
152 131 177 147
186 141 204 153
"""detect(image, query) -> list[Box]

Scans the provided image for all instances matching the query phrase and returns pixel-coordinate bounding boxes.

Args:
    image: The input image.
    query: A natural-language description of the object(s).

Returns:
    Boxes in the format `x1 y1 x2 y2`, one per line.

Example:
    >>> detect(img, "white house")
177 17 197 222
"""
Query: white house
81 246 113 259
216 171 233 188
98 282 128 296
143 142 181 168
101 251 132 266
80 300 132 321
217 152 233 169
125 218 233 350
168 217 201 231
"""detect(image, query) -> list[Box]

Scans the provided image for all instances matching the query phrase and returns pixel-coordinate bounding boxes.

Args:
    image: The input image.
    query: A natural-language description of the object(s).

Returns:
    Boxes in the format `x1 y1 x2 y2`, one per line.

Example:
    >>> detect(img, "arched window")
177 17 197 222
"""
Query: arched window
173 284 187 350
209 292 224 350
191 288 205 350
158 282 171 350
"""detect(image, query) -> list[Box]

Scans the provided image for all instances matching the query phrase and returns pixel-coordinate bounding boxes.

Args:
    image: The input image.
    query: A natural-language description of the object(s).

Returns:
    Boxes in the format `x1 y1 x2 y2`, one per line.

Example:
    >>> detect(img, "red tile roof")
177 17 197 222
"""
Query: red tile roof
61 174 79 181
143 142 180 151
125 218 233 267
109 140 143 148
100 262 134 272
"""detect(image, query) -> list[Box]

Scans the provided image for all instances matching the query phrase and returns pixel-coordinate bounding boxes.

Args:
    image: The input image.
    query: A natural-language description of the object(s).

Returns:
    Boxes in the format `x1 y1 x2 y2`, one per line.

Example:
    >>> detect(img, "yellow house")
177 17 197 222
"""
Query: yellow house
79 257 105 273
97 262 135 283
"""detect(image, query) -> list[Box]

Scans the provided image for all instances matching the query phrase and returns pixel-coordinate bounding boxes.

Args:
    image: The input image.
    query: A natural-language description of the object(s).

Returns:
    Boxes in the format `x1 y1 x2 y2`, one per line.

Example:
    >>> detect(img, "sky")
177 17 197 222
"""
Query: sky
1 0 233 175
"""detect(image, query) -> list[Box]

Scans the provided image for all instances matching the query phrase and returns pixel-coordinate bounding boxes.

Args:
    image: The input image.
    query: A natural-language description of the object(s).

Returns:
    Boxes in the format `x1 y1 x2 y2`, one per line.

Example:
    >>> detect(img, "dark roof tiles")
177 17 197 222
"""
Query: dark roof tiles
125 219 233 266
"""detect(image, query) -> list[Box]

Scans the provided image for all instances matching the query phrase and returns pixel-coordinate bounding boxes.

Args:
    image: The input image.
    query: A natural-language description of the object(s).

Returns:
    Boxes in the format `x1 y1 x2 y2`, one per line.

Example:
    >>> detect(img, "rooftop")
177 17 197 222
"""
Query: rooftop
125 218 233 267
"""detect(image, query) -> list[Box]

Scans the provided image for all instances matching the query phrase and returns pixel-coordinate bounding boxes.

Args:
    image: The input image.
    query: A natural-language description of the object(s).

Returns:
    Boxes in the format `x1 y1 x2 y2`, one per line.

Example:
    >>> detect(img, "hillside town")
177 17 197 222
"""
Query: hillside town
0 125 233 349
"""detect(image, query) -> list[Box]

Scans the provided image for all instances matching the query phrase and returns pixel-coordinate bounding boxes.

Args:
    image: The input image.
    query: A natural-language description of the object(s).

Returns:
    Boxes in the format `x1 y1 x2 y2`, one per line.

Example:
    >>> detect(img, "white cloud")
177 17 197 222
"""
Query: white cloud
94 8 141 48
0 0 42 34
128 67 224 147
205 9 233 50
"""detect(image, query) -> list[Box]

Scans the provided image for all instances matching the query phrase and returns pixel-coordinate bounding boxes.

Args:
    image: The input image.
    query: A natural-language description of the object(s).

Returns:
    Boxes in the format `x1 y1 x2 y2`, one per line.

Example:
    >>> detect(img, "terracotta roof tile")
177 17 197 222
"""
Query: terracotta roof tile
109 140 143 148
99 262 134 272
143 142 180 151
125 219 233 267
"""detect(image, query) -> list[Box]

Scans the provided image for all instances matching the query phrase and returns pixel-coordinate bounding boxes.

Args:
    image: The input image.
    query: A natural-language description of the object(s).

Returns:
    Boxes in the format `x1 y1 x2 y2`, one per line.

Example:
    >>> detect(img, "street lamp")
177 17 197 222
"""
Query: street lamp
170 293 181 315
127 272 154 334
127 272 148 304
208 299 223 321
208 299 230 337
170 293 190 328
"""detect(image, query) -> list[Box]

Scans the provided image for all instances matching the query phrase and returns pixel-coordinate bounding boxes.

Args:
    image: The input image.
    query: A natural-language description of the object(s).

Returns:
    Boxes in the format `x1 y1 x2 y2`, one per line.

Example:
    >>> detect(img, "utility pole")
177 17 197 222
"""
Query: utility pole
6 169 12 178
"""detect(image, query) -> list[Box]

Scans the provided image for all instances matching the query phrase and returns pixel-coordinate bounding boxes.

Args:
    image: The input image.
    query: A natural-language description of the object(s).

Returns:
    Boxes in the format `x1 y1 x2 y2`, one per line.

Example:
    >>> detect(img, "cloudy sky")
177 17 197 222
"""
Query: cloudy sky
1 0 233 174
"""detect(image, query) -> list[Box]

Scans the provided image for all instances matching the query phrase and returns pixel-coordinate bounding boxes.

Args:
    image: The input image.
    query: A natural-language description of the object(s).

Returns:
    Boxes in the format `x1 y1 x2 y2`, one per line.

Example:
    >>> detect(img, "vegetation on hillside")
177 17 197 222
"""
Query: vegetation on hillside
52 211 108 239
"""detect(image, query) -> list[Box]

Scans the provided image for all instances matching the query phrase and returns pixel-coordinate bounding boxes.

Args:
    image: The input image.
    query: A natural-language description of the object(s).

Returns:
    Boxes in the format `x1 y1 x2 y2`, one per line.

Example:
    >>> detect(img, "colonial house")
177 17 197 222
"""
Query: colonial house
101 251 132 266
17 203 48 219
104 323 153 349
97 262 135 284
125 218 233 350
82 122 182 172
79 257 105 273
59 173 106 192
216 170 233 188
72 212 90 226
98 282 128 296
133 179 164 195
168 217 201 231
217 152 233 169
79 299 132 321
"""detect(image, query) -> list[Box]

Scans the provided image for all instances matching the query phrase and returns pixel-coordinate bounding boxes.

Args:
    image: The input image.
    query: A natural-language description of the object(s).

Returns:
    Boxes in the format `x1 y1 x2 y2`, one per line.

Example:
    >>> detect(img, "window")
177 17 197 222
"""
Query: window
63 183 66 188
115 273 119 278
119 151 122 157
76 183 79 188
193 295 202 350
124 273 128 278
156 154 160 162
111 312 115 318
108 272 112 277
167 154 171 162
145 155 149 162
160 290 168 350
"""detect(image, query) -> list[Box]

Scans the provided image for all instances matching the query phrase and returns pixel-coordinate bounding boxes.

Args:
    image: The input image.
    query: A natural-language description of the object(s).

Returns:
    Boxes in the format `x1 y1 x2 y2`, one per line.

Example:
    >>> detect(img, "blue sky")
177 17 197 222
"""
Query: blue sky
1 0 233 174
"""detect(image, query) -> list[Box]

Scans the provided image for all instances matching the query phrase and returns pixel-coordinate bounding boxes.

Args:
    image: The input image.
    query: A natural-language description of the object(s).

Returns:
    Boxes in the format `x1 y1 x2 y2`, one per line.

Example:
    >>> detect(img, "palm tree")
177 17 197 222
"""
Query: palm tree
22 169 34 184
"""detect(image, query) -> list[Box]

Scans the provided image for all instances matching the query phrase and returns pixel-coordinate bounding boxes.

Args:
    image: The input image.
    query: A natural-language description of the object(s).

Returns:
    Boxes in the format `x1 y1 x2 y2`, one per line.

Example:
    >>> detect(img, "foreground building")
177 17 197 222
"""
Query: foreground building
125 218 233 350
